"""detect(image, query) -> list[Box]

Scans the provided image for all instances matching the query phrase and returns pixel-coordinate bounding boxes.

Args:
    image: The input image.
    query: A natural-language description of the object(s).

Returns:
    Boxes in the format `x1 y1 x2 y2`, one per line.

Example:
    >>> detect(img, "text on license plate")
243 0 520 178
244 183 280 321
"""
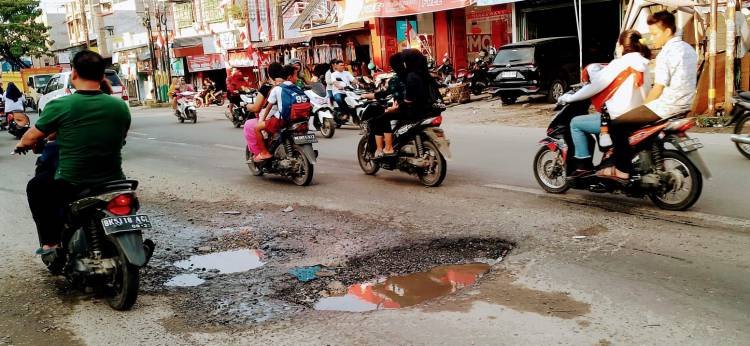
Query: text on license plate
101 215 152 234
501 71 517 78
294 134 318 144
677 138 703 151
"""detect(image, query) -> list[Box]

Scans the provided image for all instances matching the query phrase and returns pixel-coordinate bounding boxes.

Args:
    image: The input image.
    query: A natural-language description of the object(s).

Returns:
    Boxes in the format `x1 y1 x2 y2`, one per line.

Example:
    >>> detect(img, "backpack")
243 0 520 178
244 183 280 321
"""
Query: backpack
279 83 312 122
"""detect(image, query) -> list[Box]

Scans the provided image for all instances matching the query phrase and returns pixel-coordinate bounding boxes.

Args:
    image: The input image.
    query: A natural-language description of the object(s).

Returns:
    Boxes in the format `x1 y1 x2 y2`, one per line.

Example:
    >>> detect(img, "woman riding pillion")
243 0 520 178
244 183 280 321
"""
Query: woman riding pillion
557 30 652 176
2 82 29 128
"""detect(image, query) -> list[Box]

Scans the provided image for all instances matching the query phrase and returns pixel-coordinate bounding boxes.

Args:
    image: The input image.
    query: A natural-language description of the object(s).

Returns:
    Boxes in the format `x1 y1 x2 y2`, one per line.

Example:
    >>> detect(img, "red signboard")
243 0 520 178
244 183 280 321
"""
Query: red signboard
467 8 512 22
342 0 473 25
186 54 226 72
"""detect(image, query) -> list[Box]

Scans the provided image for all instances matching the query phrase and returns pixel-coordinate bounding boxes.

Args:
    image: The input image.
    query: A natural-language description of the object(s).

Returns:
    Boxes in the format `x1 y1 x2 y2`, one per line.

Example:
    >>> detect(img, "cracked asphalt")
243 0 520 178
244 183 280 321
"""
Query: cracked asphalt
0 102 748 345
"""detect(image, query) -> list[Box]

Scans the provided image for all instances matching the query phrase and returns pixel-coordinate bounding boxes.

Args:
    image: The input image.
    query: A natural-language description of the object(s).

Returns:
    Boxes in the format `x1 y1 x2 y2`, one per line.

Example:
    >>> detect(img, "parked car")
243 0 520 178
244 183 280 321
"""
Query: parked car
489 36 580 104
38 69 128 112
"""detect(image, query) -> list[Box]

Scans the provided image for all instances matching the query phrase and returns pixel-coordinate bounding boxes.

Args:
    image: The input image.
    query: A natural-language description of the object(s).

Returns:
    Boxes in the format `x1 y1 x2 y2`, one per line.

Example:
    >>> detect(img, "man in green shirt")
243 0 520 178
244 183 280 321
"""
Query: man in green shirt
17 50 131 252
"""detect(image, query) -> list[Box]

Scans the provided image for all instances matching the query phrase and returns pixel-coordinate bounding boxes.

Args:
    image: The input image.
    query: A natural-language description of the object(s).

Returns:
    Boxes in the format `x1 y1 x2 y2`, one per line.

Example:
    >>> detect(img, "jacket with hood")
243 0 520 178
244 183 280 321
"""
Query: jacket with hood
562 52 652 118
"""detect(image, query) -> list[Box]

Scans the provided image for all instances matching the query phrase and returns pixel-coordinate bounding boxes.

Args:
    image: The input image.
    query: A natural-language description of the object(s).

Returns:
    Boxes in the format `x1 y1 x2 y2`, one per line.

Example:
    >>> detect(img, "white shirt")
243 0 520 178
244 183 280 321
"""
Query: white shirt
325 70 333 91
562 53 651 118
330 70 355 94
736 11 750 59
2 93 25 113
646 37 697 119
265 81 294 119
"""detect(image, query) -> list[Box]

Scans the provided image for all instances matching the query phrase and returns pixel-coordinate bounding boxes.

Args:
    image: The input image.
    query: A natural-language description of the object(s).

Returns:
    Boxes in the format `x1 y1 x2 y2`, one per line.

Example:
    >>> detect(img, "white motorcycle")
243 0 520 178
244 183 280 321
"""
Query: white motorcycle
331 86 367 128
304 83 336 138
174 91 198 124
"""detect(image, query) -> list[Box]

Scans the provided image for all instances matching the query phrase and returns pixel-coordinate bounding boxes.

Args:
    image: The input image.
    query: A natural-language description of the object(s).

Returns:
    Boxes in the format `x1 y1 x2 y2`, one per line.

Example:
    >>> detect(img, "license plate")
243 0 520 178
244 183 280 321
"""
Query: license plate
677 138 703 151
501 71 517 78
293 134 318 144
101 215 152 235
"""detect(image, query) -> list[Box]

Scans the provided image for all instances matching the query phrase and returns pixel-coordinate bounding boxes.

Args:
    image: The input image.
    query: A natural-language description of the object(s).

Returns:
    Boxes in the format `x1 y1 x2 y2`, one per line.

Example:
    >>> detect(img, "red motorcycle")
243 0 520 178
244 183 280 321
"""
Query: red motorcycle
533 96 711 211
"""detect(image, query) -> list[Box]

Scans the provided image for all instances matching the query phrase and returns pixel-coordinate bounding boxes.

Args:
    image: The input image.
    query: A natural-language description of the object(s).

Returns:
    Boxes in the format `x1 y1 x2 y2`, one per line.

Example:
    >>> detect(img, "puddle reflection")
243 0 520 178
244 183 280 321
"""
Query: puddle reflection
165 273 206 287
314 263 490 312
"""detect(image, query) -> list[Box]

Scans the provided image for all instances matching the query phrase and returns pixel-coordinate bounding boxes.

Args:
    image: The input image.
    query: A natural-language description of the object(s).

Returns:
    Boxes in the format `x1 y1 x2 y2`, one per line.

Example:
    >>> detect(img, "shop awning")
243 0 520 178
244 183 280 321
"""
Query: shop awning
308 22 368 39
477 0 524 5
340 0 473 26
253 35 312 49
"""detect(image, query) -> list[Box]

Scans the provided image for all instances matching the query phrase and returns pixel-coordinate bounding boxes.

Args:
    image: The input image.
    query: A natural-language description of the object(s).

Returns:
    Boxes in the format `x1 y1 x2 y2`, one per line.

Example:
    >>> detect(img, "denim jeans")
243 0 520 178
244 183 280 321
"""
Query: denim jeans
570 113 601 159
332 93 349 113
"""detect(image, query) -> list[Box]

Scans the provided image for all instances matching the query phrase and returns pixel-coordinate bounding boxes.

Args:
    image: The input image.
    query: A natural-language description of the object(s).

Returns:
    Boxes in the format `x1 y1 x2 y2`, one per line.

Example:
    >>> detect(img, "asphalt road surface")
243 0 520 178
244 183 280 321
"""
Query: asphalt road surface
0 105 747 345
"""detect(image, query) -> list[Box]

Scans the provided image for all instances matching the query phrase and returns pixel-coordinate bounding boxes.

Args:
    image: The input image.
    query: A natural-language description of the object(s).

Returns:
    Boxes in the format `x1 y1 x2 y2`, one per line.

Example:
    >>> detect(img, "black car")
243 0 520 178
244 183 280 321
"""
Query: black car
489 36 580 104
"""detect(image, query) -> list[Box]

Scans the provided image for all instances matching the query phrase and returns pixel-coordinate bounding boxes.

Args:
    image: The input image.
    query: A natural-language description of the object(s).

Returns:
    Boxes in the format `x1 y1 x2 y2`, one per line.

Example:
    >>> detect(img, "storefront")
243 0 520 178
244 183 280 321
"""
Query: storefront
466 3 514 62
186 54 228 90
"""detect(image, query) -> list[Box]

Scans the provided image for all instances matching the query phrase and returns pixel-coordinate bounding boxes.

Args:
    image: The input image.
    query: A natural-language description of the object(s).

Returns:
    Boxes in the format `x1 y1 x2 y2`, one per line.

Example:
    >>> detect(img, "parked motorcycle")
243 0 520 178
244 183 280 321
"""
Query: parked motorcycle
245 112 318 186
197 89 225 108
14 144 154 310
433 54 455 86
728 93 750 159
174 91 198 124
304 83 336 138
7 112 30 139
226 90 257 128
468 58 490 96
533 96 710 211
357 99 451 187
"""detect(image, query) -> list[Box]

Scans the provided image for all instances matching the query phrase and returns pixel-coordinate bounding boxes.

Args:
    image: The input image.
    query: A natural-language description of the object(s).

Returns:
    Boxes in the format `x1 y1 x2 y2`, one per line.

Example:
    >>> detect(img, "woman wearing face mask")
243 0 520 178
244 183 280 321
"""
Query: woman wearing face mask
557 30 652 176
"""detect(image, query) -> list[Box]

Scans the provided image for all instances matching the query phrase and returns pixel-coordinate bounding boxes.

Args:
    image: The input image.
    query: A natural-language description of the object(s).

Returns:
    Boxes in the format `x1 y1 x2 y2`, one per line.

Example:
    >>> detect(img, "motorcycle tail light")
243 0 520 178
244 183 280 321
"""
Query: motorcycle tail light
292 122 309 133
431 115 443 126
107 194 133 216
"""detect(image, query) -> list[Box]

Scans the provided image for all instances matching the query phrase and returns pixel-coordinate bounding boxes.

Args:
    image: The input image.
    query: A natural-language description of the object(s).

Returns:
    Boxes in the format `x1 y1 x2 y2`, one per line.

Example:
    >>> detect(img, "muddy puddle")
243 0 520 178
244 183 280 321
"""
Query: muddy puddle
314 263 490 312
164 274 206 287
174 249 265 274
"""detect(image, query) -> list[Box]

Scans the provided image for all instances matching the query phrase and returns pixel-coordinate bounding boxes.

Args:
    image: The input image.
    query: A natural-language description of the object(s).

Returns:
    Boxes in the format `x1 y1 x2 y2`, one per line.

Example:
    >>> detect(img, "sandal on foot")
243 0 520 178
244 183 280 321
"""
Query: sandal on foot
374 151 384 159
35 246 57 256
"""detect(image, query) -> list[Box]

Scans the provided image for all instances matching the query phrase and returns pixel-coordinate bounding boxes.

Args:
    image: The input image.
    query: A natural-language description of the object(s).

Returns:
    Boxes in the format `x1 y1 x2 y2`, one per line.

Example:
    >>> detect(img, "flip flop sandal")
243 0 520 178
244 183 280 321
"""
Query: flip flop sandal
35 247 57 256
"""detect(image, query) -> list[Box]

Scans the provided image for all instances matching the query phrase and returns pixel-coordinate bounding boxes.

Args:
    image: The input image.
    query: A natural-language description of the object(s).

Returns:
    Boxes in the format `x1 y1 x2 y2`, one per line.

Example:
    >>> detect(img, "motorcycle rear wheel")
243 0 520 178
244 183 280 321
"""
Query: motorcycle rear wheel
417 140 447 187
533 146 569 193
245 147 264 176
648 150 702 211
357 136 380 175
106 242 140 311
191 110 197 124
320 118 335 138
290 145 314 186
734 116 750 159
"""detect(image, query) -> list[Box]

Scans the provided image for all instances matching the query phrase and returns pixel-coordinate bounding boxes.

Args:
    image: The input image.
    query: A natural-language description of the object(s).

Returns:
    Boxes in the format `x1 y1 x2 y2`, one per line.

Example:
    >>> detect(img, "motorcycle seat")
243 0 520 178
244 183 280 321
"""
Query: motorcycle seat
75 180 139 199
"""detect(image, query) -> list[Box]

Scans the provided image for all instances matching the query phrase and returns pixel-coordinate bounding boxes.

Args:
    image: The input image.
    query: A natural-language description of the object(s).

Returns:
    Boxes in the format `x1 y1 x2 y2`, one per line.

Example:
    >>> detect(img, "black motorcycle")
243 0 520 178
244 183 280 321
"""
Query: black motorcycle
534 96 711 211
728 92 750 159
245 112 318 186
227 89 257 128
357 100 451 187
15 143 154 310
468 58 490 96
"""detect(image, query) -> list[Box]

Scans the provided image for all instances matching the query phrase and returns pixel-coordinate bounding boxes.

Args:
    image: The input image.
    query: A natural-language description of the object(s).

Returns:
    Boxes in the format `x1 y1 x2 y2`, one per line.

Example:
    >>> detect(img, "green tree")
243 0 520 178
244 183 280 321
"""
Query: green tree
0 0 52 69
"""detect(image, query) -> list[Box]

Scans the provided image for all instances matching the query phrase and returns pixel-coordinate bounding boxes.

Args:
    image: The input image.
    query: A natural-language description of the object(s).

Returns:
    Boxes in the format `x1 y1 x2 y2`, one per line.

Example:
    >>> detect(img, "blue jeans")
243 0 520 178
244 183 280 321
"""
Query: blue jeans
570 113 601 159
332 93 349 113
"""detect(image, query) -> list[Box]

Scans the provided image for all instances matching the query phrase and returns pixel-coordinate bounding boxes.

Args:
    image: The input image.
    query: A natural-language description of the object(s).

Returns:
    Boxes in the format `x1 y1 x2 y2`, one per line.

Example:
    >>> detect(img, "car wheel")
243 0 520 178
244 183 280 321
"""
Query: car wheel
547 80 567 103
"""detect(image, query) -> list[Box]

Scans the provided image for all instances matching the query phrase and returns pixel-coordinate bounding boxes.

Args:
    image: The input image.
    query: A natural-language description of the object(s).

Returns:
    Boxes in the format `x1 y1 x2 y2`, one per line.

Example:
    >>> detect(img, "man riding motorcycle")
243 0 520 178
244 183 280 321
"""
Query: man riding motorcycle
16 50 131 255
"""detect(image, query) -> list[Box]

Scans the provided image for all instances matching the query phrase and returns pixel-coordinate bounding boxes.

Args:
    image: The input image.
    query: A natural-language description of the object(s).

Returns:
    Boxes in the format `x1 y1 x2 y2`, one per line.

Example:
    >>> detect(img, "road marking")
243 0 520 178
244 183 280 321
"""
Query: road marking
129 131 148 136
484 183 750 231
214 144 245 151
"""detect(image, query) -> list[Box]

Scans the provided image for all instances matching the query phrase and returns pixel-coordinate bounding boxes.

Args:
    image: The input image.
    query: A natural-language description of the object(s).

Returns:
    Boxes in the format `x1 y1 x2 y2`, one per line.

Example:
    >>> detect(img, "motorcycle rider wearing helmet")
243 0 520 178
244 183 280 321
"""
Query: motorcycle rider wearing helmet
16 50 131 255
557 30 652 176
600 10 697 180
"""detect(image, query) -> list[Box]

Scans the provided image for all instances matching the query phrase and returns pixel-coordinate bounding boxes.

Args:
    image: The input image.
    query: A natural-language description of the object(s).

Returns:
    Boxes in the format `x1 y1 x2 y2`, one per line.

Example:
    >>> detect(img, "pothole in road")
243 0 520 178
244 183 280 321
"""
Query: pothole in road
173 248 265 274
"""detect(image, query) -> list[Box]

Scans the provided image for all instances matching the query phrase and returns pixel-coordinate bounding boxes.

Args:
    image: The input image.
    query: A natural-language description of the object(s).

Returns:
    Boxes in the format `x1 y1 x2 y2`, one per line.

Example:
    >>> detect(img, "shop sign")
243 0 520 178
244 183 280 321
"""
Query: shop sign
341 0 473 25
467 34 493 53
396 19 420 49
476 0 522 6
219 31 238 50
228 50 259 67
186 54 226 72
467 8 512 22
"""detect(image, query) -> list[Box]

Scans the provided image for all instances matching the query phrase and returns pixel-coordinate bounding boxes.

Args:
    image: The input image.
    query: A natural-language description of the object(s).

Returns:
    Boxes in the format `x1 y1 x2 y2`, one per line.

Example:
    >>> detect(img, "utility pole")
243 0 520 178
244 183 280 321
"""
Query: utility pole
725 0 737 114
79 0 90 48
161 1 172 82
143 0 161 102
708 0 718 115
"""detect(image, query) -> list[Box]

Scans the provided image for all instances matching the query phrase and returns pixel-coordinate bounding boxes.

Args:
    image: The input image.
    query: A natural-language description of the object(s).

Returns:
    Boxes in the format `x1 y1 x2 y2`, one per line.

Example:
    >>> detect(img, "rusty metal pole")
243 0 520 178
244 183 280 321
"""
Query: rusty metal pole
725 0 737 114
708 0 718 115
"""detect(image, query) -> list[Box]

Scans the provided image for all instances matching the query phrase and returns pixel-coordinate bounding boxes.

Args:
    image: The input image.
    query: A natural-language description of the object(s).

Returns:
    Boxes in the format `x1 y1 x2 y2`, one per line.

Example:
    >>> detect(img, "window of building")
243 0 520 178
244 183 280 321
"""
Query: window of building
203 0 223 22
174 3 194 28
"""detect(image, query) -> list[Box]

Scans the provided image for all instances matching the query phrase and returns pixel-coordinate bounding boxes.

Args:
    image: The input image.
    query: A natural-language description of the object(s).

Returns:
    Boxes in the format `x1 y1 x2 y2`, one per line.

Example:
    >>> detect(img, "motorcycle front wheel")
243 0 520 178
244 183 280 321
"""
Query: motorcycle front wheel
533 146 569 193
357 136 380 175
734 116 750 159
320 118 335 138
648 150 702 211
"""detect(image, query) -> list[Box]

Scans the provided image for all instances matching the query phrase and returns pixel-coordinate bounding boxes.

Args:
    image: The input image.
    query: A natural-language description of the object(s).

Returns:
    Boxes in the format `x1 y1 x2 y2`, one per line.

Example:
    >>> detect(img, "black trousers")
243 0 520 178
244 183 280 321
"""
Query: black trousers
27 177 82 246
371 110 414 136
610 105 661 172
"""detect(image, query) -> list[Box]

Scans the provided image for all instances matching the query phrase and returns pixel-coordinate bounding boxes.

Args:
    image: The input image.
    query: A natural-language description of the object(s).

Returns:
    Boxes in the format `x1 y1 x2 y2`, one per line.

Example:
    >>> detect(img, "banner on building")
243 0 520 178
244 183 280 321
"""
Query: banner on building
341 0 473 26
396 19 419 49
171 58 186 76
467 8 512 22
186 54 226 72
476 0 523 6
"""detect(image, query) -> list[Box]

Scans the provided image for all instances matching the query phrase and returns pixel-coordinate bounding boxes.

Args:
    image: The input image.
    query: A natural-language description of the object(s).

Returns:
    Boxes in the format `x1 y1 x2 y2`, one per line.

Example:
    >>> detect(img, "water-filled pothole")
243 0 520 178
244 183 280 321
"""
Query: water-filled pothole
165 274 206 287
314 263 490 312
174 249 265 274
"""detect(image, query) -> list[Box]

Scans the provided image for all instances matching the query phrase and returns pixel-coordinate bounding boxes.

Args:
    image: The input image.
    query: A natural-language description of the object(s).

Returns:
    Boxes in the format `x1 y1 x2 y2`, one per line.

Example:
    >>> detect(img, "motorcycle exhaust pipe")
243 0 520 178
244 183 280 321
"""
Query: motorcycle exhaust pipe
731 134 750 145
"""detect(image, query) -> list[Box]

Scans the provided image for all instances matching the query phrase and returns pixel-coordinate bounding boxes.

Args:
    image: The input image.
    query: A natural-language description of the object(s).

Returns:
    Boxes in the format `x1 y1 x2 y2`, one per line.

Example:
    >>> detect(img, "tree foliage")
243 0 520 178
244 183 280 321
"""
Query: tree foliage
0 0 52 69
